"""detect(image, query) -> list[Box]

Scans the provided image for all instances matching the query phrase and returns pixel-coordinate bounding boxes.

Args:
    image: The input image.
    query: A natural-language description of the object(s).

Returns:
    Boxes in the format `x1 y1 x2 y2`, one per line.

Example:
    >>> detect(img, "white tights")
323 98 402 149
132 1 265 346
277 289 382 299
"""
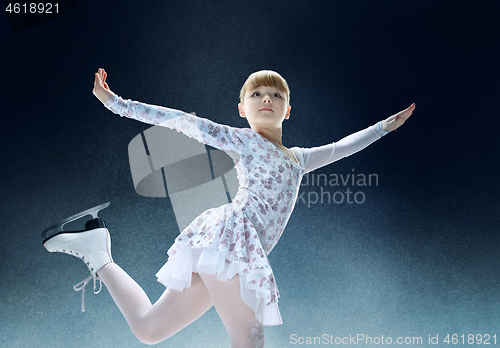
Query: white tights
97 263 265 347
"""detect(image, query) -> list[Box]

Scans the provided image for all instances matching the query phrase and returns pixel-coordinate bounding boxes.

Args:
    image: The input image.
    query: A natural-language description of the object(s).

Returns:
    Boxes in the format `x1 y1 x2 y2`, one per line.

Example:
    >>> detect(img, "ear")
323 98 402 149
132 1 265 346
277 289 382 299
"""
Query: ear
285 105 292 119
238 103 245 117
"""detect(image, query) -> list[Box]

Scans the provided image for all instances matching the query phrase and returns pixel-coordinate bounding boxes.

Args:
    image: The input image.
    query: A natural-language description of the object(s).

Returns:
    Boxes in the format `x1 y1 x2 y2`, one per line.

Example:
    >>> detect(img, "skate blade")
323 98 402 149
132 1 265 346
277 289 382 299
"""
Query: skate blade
42 202 110 240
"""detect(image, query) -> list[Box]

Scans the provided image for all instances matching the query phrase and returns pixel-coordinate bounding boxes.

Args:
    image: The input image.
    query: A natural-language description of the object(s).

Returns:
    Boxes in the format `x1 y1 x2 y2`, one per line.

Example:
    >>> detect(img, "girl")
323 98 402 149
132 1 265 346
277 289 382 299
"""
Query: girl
42 68 414 347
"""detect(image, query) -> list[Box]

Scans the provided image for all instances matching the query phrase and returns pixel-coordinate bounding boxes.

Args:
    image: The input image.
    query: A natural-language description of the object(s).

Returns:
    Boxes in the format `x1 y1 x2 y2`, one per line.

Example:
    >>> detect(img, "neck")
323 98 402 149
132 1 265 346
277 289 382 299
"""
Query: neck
251 126 283 146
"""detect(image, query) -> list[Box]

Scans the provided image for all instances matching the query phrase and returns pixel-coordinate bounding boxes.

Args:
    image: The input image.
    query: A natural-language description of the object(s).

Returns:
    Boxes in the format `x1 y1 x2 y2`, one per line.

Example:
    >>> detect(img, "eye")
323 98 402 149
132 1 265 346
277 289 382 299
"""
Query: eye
273 93 282 98
251 92 260 97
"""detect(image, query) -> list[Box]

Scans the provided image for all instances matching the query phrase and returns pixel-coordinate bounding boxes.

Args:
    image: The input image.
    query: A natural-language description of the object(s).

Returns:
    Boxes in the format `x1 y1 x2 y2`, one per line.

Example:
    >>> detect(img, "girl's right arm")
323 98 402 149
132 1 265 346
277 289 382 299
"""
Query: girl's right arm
93 68 246 154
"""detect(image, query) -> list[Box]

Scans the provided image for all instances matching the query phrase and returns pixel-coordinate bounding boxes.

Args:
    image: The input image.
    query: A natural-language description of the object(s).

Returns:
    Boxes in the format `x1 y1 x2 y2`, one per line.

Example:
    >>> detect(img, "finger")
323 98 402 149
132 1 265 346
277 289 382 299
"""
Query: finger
397 113 408 121
95 72 104 87
404 109 414 119
396 115 409 126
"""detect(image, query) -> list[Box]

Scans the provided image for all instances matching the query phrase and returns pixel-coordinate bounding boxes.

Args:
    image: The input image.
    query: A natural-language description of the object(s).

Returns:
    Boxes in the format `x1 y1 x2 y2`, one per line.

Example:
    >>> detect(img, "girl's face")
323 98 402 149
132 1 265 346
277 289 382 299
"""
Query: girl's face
238 86 291 130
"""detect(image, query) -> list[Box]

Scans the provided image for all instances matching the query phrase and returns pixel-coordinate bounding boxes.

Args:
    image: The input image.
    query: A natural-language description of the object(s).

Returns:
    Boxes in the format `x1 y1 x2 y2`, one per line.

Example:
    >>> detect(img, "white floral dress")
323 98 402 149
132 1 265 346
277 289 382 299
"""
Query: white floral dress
104 94 388 326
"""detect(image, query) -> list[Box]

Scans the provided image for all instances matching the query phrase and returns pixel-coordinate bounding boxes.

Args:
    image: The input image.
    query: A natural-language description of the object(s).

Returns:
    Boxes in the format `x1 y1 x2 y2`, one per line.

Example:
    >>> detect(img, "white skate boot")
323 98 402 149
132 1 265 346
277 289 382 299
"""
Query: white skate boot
42 202 113 312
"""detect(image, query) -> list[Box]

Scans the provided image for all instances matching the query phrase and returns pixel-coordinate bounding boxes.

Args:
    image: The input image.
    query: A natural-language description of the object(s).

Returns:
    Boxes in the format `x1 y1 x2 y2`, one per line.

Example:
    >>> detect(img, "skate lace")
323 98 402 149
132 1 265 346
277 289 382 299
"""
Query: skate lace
73 274 103 312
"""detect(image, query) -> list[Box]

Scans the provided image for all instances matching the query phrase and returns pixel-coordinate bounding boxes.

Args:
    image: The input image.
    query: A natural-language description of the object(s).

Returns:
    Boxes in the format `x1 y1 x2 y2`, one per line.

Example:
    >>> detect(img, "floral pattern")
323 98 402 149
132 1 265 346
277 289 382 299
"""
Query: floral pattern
104 94 385 326
105 95 306 326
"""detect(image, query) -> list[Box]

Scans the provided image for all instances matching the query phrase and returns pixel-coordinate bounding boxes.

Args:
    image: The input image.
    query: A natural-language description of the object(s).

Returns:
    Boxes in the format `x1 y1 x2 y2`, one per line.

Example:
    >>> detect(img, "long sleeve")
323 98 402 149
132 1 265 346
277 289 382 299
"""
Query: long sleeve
104 94 247 154
296 121 389 174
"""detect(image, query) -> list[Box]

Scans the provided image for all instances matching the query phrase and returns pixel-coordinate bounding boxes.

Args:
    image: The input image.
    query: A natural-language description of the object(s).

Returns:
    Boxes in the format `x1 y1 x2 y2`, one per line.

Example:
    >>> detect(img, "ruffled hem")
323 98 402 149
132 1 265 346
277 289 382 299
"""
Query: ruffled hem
155 243 282 327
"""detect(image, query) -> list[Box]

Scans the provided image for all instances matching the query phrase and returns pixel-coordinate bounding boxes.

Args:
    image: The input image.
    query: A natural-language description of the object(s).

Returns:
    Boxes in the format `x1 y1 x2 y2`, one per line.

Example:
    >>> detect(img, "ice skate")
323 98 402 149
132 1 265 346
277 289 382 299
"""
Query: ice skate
42 202 113 312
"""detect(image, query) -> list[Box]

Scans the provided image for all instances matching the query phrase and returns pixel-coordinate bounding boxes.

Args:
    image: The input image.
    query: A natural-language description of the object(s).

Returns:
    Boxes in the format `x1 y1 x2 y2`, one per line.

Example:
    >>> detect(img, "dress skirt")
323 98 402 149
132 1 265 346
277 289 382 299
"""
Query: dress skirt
155 201 283 327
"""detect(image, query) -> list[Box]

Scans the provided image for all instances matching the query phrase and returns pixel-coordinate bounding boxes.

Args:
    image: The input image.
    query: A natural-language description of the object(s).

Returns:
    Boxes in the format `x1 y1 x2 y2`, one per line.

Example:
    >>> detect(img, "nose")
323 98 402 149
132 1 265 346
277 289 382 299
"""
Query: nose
262 94 272 103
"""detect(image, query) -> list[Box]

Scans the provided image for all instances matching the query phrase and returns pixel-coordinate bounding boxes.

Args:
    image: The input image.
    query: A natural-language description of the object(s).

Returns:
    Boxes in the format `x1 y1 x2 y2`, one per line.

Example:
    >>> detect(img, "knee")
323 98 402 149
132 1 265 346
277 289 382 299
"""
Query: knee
133 332 162 345
230 325 266 348
133 330 159 345
131 322 169 345
134 334 159 345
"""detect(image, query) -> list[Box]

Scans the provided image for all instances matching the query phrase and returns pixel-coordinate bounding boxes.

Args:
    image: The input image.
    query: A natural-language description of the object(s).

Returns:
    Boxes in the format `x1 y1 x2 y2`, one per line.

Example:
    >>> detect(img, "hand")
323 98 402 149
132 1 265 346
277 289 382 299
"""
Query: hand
93 68 115 104
381 103 415 132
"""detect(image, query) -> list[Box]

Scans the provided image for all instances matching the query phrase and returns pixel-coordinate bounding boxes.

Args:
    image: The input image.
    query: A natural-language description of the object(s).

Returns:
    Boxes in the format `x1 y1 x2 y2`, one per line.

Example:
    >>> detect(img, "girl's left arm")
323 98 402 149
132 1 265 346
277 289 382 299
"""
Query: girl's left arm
298 103 415 173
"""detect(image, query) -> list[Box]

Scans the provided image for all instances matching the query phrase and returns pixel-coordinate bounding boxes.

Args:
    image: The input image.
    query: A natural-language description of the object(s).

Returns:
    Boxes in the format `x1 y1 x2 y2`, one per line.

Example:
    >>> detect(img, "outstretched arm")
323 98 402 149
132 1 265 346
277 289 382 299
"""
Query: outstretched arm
333 103 416 158
299 103 416 173
92 68 247 153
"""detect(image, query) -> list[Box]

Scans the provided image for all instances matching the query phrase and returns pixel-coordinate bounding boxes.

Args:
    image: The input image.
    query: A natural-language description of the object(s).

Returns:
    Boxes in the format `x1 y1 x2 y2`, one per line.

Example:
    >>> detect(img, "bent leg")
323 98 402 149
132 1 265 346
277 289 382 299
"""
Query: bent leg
199 272 265 348
98 263 212 344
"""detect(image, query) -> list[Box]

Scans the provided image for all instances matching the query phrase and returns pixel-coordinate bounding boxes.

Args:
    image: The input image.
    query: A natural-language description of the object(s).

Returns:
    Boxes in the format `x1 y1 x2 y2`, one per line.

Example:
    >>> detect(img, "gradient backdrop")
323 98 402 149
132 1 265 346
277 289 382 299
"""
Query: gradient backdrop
1 0 499 347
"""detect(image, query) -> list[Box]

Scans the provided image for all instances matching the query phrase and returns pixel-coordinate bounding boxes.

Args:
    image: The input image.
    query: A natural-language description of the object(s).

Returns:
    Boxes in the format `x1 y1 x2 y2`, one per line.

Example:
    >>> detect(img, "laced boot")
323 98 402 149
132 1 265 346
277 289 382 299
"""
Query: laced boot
42 202 113 312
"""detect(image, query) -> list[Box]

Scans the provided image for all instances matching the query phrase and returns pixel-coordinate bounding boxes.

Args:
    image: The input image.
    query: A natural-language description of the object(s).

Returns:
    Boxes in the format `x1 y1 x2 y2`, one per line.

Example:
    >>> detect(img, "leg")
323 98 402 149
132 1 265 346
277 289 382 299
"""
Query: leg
98 264 213 345
42 204 212 344
199 272 265 348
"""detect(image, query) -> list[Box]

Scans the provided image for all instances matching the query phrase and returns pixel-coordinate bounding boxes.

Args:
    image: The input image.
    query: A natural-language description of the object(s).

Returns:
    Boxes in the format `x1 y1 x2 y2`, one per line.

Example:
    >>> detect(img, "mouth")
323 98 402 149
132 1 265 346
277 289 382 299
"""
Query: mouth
260 108 274 111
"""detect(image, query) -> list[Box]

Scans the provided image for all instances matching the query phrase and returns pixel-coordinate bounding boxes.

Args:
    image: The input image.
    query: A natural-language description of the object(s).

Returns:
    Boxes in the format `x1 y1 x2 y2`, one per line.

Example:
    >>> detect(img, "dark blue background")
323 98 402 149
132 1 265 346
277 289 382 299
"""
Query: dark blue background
1 0 499 347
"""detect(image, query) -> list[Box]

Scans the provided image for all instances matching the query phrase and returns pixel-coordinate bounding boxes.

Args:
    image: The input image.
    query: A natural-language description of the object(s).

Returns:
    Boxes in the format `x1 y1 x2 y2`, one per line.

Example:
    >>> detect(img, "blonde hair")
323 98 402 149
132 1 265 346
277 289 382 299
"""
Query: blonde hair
239 70 290 106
